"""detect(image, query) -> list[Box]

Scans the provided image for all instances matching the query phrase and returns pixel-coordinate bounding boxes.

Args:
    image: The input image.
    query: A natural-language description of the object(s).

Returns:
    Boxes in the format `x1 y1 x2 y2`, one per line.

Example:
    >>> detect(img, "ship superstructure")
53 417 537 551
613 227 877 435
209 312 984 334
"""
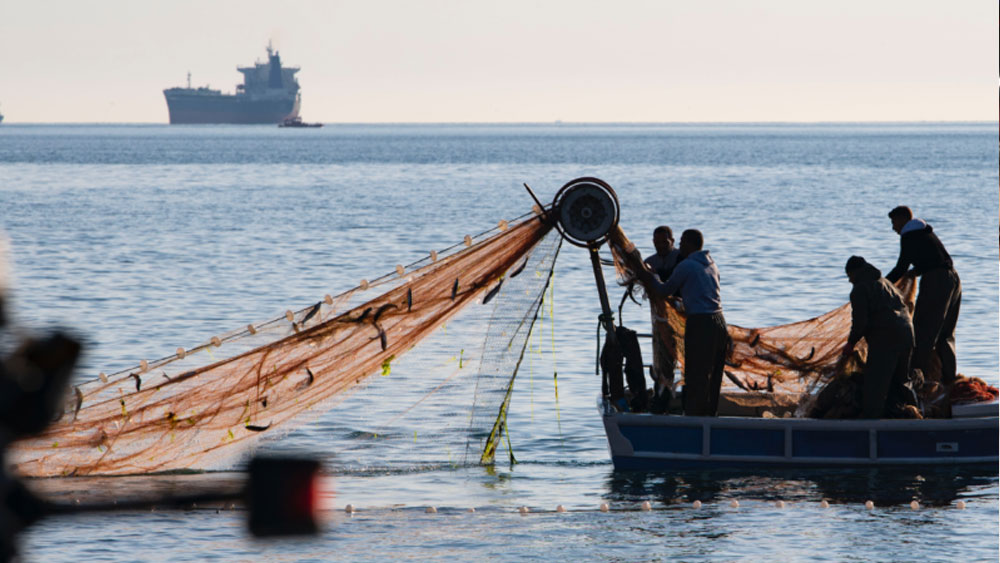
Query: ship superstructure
163 44 301 124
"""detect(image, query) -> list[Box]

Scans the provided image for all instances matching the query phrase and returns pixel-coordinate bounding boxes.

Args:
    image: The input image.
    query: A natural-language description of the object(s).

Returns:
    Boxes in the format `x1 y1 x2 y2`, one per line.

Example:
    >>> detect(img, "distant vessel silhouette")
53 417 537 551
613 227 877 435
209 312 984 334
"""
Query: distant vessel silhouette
163 43 301 124
279 116 322 128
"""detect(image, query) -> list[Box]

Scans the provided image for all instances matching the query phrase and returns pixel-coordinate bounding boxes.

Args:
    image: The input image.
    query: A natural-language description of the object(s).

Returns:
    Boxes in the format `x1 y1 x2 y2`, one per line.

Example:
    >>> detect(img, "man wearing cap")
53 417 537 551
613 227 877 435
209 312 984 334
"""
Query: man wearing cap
842 256 915 418
639 229 728 416
885 206 961 385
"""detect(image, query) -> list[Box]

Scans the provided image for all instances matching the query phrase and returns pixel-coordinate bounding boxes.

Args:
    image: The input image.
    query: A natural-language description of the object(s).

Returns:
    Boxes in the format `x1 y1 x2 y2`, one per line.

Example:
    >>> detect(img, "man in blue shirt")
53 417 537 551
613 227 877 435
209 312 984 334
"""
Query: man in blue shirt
639 229 729 416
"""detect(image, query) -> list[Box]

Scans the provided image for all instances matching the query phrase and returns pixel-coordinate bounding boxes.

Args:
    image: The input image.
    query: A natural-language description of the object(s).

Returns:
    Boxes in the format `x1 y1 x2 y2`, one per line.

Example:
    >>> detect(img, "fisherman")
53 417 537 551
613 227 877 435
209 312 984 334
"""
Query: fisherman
644 226 681 282
639 229 728 416
644 226 681 413
884 206 961 385
841 256 915 418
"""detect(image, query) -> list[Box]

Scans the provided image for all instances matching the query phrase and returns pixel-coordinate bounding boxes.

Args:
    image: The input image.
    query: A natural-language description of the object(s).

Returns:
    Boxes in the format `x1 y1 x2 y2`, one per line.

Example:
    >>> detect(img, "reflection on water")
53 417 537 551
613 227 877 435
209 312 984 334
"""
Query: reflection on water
606 466 998 507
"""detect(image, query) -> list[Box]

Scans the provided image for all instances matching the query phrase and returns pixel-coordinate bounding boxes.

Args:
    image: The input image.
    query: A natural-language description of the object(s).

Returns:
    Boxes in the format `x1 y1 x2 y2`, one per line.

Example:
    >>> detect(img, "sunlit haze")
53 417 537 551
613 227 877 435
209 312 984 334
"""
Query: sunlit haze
0 0 996 123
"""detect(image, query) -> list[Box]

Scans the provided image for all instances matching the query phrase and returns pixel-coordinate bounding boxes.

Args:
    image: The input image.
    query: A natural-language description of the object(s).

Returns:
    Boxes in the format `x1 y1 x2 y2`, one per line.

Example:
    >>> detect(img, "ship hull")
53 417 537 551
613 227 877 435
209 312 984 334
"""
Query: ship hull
164 90 300 124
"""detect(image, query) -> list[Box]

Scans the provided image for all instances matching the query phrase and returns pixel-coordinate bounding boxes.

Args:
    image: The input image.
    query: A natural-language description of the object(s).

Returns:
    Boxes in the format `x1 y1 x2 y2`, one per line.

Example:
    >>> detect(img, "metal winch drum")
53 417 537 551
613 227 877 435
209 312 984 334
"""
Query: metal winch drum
551 177 620 247
550 177 625 398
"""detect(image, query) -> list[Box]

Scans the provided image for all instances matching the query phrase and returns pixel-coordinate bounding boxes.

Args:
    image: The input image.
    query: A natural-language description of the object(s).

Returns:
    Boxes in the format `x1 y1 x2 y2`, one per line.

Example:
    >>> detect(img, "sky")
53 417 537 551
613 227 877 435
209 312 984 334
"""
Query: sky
0 0 996 123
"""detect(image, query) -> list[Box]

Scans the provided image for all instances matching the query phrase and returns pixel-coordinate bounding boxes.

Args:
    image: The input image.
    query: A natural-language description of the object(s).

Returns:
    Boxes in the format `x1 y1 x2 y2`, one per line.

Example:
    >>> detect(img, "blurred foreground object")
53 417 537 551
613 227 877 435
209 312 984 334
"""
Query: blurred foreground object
247 457 322 537
0 252 83 558
0 246 320 561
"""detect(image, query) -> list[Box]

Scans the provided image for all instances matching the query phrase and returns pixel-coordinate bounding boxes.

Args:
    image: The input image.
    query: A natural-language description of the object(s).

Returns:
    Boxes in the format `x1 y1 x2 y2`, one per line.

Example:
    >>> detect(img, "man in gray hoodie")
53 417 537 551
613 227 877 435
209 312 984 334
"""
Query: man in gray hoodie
640 229 728 416
842 256 915 418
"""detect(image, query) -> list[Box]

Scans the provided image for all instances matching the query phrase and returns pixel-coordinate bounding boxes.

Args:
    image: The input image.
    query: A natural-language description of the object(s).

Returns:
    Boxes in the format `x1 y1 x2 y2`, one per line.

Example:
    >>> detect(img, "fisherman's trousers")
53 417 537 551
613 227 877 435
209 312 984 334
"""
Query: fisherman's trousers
862 320 914 419
683 312 728 416
912 267 961 384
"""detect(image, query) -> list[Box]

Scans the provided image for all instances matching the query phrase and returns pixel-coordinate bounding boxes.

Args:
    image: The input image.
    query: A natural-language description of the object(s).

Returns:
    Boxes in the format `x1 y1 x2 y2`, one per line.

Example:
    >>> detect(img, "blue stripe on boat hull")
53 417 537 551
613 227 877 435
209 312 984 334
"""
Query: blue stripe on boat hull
604 407 999 470
713 428 785 456
610 455 999 471
793 430 868 458
877 428 999 458
618 425 702 455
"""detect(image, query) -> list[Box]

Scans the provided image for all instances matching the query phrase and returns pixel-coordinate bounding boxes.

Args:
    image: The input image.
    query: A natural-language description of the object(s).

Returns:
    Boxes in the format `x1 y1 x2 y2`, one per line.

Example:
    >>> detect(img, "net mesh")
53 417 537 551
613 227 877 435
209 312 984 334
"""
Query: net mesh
607 226 917 410
466 231 561 464
10 211 556 477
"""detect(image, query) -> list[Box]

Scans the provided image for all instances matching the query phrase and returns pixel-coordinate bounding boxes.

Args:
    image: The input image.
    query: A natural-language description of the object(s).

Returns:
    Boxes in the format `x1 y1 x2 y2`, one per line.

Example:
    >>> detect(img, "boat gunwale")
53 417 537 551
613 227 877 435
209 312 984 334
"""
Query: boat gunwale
605 410 999 431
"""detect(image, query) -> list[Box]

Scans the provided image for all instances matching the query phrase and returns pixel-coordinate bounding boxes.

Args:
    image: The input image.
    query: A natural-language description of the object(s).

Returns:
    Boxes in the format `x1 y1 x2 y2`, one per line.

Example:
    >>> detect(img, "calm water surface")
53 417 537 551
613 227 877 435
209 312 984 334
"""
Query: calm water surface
2 123 997 561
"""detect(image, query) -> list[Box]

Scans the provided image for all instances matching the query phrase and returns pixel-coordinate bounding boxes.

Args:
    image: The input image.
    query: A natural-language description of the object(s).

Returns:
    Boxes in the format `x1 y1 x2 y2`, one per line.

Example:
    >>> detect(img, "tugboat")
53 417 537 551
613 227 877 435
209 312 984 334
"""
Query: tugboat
279 116 322 128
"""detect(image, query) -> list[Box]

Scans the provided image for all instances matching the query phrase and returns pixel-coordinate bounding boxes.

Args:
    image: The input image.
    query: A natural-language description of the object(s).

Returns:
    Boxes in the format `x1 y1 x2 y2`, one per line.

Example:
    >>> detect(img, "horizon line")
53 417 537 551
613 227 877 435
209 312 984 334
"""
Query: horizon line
1 120 996 126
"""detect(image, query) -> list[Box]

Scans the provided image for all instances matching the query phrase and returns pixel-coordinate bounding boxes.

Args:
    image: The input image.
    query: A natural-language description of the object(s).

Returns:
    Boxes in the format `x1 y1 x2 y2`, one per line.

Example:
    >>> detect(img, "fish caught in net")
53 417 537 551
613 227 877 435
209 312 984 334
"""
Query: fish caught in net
10 209 558 477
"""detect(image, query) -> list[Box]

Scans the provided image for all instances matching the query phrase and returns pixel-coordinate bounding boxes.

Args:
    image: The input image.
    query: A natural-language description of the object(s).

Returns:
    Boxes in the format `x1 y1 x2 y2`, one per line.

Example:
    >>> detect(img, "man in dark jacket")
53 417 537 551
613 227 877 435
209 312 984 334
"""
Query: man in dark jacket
640 229 728 416
842 256 915 418
885 206 961 385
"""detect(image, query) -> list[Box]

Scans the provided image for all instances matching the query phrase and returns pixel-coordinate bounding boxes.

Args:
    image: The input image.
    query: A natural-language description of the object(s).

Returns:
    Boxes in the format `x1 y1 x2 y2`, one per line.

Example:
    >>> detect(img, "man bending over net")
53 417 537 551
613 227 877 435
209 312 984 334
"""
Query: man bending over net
842 256 916 418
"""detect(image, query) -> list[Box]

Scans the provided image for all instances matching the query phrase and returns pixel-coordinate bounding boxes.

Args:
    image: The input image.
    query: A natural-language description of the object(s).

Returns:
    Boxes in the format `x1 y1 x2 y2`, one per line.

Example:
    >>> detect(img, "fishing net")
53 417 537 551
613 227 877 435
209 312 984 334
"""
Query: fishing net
466 231 561 465
9 210 558 477
607 226 918 413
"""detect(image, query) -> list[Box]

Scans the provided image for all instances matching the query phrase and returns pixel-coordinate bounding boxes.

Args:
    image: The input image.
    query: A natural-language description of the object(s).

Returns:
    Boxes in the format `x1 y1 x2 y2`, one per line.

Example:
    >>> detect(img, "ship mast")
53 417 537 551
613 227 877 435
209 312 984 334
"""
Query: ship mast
186 72 191 89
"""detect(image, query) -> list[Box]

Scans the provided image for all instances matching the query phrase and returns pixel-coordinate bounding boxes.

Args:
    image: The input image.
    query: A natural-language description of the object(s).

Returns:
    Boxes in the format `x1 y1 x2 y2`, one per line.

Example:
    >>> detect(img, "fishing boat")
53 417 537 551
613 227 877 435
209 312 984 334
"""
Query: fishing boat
279 117 322 128
601 396 998 470
545 177 1000 471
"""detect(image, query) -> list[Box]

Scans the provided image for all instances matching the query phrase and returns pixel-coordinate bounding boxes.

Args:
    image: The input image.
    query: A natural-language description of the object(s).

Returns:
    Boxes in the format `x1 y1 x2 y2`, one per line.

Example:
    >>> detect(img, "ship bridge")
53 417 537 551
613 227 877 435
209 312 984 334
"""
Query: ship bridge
238 46 299 98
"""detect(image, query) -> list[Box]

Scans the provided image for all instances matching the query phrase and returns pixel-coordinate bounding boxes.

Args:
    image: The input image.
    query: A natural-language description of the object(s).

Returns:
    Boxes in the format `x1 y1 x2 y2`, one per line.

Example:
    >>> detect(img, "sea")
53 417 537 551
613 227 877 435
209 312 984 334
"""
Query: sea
1 123 997 561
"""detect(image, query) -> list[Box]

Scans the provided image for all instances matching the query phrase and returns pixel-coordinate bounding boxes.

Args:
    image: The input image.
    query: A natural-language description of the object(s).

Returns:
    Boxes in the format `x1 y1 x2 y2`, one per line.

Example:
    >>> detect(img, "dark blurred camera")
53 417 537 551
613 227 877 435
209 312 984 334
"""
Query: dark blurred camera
1 292 82 561
1 331 81 439
0 281 318 562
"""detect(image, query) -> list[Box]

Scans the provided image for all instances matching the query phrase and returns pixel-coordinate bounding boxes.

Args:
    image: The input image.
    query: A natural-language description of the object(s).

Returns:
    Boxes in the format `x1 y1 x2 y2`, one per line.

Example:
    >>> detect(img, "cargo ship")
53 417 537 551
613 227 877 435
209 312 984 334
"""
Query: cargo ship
163 44 301 124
